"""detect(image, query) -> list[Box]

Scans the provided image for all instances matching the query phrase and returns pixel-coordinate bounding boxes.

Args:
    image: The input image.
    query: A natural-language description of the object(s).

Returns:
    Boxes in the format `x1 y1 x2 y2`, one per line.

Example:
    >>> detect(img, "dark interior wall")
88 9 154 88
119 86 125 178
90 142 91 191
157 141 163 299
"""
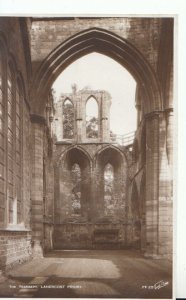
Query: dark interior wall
0 18 32 270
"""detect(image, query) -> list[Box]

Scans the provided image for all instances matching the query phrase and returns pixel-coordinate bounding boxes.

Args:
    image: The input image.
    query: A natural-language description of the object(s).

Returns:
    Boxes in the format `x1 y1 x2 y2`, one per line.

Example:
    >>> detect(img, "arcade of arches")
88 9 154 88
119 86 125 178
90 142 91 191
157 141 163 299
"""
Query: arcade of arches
0 17 173 271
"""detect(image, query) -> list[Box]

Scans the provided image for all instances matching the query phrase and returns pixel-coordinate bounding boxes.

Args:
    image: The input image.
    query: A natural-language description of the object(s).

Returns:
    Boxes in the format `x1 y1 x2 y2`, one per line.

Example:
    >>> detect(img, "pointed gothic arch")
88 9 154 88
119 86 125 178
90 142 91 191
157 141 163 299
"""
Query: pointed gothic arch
30 27 162 116
86 96 99 139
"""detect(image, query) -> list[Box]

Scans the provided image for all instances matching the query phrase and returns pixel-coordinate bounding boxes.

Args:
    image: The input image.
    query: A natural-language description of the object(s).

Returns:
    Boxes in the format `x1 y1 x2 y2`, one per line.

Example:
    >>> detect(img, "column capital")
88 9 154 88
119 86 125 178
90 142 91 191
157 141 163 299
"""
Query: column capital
144 110 162 120
145 108 174 121
165 107 174 115
30 113 46 125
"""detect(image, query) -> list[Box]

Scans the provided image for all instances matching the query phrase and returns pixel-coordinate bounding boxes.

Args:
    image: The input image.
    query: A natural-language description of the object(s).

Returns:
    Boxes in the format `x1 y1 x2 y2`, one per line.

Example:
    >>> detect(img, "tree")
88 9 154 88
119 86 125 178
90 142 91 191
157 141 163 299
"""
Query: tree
86 117 98 138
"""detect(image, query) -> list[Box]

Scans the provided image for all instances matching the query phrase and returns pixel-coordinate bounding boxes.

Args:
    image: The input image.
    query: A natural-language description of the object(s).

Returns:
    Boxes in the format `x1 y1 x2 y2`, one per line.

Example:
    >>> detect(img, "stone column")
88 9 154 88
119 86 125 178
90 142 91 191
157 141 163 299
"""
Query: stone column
76 96 83 143
101 93 111 142
166 108 173 174
82 95 87 141
30 114 45 257
54 102 63 141
145 112 159 258
91 163 104 221
157 110 173 258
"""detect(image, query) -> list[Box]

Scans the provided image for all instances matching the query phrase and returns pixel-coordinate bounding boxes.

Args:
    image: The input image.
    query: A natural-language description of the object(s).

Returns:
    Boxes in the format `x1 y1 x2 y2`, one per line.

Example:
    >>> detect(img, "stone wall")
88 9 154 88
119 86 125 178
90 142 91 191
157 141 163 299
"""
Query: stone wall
31 17 162 75
52 142 129 248
0 230 32 271
0 18 33 269
53 89 111 143
30 16 173 258
53 223 134 250
0 17 31 95
43 133 55 252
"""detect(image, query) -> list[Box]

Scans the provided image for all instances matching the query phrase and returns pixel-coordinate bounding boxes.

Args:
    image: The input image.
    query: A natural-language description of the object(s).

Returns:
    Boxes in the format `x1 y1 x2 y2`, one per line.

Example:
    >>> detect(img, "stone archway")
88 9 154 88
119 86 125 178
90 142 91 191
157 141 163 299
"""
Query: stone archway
94 146 127 222
53 146 91 249
29 26 170 257
30 27 162 116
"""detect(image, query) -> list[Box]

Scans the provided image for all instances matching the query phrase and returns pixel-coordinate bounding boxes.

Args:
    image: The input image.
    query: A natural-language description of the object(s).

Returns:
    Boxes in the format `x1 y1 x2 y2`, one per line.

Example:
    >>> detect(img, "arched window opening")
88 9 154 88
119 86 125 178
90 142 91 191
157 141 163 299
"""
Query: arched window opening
71 163 81 215
86 97 98 138
63 99 74 139
104 163 114 216
52 52 137 138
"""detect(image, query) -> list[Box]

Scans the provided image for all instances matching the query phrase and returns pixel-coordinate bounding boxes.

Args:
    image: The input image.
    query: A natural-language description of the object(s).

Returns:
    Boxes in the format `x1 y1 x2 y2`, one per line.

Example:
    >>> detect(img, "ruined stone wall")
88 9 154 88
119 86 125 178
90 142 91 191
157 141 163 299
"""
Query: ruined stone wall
53 143 129 249
31 16 173 257
53 223 133 250
0 17 173 260
53 89 111 143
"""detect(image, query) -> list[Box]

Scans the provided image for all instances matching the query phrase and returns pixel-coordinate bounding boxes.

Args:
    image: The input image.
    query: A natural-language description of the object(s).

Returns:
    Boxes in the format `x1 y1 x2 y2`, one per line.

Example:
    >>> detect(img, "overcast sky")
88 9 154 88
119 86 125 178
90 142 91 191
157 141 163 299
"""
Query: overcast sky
52 52 137 135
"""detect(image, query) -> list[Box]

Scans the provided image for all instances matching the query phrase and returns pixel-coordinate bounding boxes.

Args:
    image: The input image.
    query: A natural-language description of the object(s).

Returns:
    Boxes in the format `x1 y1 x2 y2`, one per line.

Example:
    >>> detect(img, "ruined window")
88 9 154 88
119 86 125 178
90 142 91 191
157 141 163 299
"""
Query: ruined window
63 99 74 139
0 46 5 226
86 97 98 138
104 163 114 215
71 163 81 215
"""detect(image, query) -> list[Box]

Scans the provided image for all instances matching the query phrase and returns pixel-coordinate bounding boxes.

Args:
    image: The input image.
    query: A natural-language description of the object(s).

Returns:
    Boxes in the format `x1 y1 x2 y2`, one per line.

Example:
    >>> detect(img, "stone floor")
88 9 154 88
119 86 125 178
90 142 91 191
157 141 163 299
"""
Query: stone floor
0 250 172 298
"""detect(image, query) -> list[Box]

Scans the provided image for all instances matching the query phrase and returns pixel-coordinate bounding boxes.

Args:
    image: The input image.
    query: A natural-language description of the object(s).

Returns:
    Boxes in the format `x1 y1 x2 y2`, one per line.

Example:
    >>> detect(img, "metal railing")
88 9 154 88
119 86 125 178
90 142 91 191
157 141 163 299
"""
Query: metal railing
110 131 135 146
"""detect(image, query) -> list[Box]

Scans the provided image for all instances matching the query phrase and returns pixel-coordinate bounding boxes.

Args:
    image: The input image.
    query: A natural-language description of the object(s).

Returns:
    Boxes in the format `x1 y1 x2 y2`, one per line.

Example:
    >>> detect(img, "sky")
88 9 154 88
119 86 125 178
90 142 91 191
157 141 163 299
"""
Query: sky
52 52 137 135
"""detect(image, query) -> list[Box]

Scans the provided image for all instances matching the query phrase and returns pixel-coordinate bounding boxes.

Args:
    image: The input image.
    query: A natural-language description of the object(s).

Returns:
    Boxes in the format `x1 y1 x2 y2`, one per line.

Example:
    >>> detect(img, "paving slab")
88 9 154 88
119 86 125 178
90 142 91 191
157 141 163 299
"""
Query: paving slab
0 250 172 298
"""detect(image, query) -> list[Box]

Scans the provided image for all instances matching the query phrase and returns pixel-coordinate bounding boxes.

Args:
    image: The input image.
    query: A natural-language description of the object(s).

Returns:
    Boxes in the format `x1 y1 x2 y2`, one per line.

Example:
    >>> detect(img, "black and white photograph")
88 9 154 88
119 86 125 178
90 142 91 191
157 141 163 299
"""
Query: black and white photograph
0 4 179 298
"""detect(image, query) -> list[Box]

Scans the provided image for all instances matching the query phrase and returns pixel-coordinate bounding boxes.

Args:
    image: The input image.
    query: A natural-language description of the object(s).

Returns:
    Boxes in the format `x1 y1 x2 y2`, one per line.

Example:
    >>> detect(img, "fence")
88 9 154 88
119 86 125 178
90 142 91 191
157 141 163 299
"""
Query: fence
110 131 135 146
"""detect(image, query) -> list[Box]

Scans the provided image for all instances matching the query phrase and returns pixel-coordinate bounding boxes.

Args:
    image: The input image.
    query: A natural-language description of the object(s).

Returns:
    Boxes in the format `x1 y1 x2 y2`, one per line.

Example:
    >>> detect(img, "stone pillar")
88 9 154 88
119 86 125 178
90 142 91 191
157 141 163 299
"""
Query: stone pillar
158 110 173 258
135 84 141 126
166 108 173 174
54 102 63 141
30 114 45 257
145 112 159 258
101 93 111 142
91 163 104 221
76 96 83 142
